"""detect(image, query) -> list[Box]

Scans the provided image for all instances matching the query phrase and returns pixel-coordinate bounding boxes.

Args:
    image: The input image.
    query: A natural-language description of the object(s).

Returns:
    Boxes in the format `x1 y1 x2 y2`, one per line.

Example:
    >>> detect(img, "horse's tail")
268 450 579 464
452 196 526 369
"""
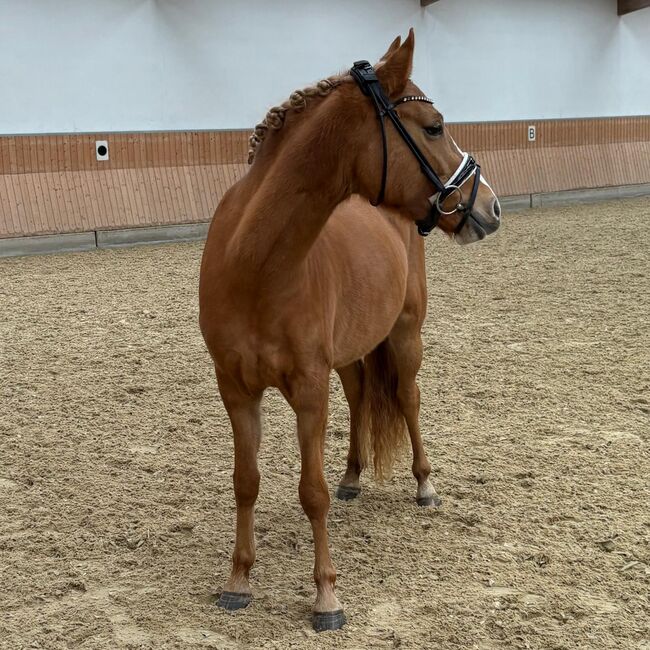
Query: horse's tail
358 339 408 481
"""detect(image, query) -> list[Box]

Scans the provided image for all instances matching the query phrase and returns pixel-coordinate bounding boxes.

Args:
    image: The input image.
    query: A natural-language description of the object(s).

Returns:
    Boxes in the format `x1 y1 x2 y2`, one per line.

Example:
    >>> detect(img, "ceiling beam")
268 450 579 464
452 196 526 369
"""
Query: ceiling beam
618 0 650 15
421 0 650 13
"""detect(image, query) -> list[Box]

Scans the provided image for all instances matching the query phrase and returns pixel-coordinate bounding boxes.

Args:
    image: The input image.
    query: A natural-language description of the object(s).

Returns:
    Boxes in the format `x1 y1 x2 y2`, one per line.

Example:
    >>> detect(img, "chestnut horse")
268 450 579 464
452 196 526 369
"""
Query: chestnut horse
199 30 500 631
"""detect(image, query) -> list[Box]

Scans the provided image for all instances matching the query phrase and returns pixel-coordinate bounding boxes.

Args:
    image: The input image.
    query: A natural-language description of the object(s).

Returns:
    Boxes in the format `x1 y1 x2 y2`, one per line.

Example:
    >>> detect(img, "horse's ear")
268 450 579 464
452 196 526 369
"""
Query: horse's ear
379 35 401 61
376 28 415 96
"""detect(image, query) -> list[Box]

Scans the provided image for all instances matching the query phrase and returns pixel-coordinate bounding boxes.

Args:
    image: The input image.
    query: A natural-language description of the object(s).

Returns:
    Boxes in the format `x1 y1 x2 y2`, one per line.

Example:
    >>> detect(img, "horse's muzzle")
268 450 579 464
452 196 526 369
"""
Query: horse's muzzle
475 197 501 235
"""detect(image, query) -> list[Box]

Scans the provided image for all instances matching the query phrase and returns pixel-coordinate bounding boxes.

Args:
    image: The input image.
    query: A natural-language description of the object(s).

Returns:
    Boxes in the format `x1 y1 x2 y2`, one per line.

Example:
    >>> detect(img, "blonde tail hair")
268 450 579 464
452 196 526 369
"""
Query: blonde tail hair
358 340 408 480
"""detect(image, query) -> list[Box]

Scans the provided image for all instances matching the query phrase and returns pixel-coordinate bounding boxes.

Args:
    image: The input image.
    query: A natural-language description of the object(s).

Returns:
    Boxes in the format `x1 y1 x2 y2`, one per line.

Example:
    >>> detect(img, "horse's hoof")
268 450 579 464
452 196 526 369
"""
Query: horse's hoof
217 591 252 611
313 609 346 632
417 494 442 508
336 485 361 501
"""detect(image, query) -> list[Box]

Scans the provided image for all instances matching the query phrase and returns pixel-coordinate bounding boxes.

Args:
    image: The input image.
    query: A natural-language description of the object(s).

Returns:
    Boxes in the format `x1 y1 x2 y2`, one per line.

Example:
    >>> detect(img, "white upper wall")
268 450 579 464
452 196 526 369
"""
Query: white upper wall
1 0 649 134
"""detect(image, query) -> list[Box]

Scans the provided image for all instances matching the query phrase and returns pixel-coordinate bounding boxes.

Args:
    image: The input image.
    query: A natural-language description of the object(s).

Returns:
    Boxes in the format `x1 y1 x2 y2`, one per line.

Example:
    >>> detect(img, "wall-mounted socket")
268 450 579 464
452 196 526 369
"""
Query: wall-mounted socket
96 140 109 161
527 125 536 142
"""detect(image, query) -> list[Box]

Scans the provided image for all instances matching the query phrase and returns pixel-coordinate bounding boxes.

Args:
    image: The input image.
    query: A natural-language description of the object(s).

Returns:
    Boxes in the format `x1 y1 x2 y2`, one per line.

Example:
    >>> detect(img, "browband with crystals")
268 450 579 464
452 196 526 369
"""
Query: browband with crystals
394 95 434 106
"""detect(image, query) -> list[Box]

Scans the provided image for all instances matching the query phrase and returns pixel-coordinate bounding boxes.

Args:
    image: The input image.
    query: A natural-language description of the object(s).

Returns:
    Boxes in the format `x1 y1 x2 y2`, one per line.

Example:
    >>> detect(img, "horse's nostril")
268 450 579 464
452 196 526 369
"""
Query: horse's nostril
493 198 501 220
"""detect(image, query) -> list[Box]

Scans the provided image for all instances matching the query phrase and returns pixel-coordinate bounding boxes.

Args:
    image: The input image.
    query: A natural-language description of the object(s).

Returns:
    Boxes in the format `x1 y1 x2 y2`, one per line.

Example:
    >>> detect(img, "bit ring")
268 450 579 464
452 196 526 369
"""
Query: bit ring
435 186 463 215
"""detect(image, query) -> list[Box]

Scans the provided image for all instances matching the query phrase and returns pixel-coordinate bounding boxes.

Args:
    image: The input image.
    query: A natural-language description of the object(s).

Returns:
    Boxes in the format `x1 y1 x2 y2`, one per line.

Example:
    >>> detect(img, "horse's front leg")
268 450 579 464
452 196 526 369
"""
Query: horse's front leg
215 372 262 611
287 373 346 631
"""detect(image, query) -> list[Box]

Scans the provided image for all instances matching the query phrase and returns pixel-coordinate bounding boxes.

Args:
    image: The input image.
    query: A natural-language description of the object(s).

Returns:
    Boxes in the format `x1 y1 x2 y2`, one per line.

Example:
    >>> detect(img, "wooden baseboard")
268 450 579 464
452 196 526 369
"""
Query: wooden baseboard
1 117 649 238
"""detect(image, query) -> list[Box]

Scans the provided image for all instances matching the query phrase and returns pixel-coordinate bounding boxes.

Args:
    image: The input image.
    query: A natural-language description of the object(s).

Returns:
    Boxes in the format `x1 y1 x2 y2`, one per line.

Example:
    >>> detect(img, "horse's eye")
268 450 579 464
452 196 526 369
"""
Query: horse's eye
424 124 443 137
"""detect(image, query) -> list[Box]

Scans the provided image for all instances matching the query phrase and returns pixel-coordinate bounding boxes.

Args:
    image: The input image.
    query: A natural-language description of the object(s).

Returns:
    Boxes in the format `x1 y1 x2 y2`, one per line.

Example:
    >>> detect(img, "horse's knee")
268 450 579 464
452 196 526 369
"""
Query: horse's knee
233 468 260 507
299 475 330 519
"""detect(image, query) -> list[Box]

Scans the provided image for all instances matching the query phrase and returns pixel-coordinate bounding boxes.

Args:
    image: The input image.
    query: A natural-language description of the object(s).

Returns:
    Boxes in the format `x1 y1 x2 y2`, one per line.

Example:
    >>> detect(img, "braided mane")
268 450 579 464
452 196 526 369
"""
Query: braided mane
247 75 344 164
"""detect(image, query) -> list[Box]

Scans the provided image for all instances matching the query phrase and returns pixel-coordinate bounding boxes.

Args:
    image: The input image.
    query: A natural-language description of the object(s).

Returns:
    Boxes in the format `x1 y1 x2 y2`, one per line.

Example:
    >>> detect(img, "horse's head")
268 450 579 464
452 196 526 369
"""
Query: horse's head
348 29 500 244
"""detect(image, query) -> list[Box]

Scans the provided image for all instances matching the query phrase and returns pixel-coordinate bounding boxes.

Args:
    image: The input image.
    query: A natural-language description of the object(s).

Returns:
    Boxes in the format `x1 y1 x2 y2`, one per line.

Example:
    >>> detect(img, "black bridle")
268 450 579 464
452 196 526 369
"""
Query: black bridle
350 60 481 237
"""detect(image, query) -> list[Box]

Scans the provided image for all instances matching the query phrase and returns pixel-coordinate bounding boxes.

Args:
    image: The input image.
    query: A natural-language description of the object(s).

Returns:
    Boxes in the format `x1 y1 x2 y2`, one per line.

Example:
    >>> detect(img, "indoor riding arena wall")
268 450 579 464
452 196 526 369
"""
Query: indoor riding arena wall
1 0 649 244
1 117 650 240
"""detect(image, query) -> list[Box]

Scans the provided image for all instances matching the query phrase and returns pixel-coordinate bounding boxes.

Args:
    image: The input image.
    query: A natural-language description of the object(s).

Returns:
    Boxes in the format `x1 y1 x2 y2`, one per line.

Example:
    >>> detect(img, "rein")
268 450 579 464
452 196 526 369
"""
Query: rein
350 60 481 237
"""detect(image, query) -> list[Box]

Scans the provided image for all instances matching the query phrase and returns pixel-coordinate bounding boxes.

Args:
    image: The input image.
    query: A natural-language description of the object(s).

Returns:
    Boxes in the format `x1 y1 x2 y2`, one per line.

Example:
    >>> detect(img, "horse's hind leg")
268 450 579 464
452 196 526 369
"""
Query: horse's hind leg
389 316 441 507
215 372 263 610
335 361 363 501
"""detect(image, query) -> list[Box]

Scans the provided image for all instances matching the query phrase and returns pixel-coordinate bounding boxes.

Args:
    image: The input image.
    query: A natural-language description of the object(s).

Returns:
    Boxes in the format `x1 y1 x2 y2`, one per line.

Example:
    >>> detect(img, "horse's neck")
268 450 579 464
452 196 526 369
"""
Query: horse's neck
230 128 351 280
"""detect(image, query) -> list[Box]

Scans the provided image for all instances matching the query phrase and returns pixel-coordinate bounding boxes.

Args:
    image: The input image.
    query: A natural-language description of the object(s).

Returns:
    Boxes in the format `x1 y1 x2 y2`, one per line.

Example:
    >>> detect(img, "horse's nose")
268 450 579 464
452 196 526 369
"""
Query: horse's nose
480 197 501 235
492 197 501 221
